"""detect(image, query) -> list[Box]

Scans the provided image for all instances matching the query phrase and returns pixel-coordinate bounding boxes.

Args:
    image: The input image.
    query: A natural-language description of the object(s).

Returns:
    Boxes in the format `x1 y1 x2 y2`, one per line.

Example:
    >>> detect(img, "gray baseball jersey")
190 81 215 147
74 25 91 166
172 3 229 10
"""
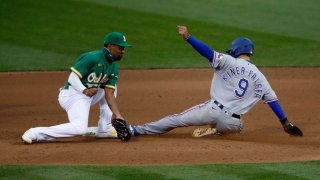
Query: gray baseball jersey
210 52 278 115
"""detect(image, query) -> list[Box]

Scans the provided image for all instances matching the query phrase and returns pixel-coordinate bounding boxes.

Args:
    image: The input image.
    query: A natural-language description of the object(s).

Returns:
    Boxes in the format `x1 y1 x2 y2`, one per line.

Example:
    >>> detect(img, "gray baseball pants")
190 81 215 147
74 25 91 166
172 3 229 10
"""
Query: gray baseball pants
133 99 243 135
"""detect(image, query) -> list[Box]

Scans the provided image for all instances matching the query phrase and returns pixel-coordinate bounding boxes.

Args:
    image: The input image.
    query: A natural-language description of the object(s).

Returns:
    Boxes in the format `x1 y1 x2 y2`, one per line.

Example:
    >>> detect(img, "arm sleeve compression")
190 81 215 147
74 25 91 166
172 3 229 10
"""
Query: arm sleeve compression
68 72 87 93
187 35 214 62
268 101 287 122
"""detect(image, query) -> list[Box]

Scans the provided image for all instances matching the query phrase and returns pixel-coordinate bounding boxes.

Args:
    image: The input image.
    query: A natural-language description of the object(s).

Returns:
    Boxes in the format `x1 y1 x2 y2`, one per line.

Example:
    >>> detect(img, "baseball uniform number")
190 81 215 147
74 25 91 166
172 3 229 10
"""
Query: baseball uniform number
235 78 249 98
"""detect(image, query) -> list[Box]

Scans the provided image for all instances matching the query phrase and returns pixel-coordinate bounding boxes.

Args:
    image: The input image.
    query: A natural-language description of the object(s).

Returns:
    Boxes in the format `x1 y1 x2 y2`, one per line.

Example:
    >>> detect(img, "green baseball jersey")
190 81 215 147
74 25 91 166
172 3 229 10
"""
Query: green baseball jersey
64 48 118 90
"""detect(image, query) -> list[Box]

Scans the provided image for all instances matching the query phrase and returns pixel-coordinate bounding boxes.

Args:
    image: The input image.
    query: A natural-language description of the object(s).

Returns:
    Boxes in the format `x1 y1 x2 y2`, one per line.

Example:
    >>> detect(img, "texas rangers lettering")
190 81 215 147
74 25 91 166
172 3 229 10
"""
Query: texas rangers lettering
211 51 277 114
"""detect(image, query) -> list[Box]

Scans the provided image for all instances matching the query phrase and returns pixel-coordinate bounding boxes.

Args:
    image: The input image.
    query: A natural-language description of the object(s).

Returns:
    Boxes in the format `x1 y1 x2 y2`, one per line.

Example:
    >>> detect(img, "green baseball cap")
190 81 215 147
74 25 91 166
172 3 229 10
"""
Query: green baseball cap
103 32 132 47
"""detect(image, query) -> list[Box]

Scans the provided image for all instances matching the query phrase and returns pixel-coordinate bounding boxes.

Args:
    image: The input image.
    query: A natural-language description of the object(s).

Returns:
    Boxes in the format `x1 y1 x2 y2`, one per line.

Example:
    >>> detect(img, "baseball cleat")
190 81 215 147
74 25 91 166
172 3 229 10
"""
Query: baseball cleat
84 127 118 138
84 127 98 137
96 130 117 138
22 129 35 144
192 127 217 138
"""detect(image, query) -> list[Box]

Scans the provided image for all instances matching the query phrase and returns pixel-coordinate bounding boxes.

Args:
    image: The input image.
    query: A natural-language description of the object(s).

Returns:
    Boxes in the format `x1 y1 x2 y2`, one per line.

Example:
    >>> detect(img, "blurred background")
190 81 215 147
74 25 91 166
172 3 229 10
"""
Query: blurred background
1 0 319 71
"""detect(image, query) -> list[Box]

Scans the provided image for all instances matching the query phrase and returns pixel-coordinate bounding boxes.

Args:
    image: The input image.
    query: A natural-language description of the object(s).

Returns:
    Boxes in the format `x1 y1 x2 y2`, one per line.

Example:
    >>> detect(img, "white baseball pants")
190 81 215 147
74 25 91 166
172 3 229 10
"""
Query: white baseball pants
30 86 116 141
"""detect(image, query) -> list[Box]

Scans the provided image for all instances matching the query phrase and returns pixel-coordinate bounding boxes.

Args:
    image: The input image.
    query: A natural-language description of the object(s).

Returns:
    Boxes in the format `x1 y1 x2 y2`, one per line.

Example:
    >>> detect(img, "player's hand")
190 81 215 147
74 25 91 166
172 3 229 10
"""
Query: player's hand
116 116 125 120
177 25 190 40
281 118 303 137
83 88 98 97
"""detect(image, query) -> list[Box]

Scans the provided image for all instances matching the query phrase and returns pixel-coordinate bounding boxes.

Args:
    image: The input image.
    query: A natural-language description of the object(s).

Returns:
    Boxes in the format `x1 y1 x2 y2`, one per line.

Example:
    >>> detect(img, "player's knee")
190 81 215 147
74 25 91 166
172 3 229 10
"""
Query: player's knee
217 123 242 134
71 123 88 135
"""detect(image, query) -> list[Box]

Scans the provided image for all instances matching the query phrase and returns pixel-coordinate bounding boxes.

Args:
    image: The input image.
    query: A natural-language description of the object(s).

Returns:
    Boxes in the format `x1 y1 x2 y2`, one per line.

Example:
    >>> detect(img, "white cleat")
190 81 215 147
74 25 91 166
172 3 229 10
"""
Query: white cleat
22 129 35 144
192 127 218 138
96 130 118 138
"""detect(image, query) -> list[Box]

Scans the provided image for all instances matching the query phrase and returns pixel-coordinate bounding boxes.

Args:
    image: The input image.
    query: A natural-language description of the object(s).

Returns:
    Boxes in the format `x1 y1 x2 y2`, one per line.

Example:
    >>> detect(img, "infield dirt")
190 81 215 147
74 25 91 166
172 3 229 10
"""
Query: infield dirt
0 68 319 165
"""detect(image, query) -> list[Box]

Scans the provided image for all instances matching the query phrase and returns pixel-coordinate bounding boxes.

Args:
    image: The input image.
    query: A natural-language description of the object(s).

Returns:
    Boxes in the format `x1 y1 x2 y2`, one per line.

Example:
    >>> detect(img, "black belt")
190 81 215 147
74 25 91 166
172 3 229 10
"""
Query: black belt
213 100 241 119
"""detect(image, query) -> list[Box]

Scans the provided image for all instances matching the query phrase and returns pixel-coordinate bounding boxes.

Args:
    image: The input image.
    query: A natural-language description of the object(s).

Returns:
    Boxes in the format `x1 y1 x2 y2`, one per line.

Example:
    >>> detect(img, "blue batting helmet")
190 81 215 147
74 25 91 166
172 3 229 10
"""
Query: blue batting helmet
226 37 254 58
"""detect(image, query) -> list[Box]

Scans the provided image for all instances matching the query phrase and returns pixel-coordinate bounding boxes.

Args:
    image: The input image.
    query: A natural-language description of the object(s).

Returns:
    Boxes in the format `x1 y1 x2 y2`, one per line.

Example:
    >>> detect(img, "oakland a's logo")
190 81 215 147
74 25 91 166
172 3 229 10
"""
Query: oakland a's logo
87 73 107 83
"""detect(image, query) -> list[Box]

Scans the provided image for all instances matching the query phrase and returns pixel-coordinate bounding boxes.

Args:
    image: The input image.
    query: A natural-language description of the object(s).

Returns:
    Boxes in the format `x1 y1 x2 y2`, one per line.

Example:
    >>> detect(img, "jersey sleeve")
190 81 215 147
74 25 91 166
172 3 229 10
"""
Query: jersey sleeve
211 51 233 70
262 82 278 103
70 54 94 78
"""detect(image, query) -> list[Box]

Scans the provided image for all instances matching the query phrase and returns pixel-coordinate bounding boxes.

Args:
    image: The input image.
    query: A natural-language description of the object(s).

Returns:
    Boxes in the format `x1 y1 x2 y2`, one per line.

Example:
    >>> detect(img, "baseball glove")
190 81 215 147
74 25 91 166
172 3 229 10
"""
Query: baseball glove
281 119 303 137
112 118 132 142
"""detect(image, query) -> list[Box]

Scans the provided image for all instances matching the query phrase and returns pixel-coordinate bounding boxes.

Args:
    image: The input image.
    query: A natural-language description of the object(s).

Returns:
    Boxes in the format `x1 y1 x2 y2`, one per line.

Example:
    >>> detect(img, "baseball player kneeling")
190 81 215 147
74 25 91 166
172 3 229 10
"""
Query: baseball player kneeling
22 32 132 144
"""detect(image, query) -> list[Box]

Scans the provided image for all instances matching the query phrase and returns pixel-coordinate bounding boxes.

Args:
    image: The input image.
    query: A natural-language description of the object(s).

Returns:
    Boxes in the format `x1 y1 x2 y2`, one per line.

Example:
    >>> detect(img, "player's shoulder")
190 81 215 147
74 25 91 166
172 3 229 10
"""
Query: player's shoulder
214 52 235 62
211 52 235 69
219 52 237 62
83 49 103 57
78 50 103 61
109 61 119 72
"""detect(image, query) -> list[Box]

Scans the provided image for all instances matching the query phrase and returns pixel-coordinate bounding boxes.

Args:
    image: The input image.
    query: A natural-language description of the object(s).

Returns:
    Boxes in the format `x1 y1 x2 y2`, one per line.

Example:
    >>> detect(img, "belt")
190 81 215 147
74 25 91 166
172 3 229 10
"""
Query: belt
213 100 241 119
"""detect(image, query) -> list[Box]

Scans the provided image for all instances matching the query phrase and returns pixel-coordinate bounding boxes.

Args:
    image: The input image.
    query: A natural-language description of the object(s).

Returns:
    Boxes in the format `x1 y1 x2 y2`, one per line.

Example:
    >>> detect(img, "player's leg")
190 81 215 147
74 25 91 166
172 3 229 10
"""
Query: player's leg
193 105 243 137
96 94 117 138
215 111 243 134
22 87 92 142
132 100 219 135
85 87 117 138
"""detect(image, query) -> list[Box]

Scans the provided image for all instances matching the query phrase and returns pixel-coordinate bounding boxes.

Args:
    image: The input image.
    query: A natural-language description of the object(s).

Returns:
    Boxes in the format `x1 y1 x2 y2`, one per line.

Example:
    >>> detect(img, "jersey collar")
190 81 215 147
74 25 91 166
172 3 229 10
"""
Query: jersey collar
103 48 115 63
238 57 252 64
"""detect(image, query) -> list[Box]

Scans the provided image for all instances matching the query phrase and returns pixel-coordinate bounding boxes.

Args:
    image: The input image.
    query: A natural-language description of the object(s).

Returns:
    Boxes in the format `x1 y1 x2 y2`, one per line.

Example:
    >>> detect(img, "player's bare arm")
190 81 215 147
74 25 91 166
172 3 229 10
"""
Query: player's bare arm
105 87 123 120
104 87 132 142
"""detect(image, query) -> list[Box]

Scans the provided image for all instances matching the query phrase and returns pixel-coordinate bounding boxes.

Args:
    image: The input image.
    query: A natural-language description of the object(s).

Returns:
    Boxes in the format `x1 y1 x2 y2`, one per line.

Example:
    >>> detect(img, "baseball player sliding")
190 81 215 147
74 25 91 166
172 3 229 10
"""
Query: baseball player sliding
110 25 303 141
22 32 131 144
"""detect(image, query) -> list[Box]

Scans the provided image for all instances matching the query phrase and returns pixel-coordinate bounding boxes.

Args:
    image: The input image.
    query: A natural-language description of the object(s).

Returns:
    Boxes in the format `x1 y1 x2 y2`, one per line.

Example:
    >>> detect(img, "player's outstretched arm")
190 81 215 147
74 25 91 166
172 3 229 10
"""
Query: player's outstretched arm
177 25 214 62
105 87 132 142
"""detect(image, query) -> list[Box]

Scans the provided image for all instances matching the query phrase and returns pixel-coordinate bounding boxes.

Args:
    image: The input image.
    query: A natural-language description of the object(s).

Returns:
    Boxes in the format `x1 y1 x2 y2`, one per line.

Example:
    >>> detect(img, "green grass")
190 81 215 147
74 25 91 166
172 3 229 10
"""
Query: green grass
0 42 73 71
83 0 320 41
1 0 320 71
1 161 319 179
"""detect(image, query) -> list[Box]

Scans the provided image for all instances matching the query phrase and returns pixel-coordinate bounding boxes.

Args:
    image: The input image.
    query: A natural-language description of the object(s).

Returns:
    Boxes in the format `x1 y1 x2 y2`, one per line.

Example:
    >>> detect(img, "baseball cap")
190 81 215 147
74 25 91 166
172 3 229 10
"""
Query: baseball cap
104 32 132 47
